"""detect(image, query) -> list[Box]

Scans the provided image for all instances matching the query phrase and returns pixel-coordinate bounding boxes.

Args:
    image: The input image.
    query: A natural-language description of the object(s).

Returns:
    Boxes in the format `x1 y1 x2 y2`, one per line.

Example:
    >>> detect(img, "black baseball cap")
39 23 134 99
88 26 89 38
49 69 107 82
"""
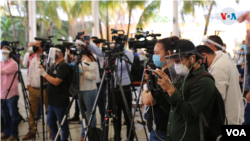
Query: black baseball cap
93 39 105 44
170 39 204 59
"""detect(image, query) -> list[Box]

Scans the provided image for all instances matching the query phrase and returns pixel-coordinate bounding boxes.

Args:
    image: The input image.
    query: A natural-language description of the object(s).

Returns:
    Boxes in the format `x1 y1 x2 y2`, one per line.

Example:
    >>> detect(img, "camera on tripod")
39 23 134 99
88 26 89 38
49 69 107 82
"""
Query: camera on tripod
34 36 54 54
9 41 24 55
128 28 161 55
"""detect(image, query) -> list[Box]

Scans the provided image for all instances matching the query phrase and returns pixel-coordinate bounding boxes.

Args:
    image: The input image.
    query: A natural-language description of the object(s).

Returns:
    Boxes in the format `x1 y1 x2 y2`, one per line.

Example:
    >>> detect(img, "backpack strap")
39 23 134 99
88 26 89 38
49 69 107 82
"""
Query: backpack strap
187 72 214 141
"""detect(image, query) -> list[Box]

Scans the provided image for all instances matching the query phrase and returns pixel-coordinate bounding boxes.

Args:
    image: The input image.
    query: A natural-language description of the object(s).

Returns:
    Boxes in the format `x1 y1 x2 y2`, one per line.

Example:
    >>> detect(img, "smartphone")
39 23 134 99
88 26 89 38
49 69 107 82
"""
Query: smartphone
84 36 90 41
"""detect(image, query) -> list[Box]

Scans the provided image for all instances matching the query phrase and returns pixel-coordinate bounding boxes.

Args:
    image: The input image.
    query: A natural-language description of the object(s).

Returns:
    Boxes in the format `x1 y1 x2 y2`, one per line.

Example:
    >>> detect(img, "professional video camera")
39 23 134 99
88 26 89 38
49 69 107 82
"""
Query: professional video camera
34 36 54 54
9 41 24 55
128 28 161 54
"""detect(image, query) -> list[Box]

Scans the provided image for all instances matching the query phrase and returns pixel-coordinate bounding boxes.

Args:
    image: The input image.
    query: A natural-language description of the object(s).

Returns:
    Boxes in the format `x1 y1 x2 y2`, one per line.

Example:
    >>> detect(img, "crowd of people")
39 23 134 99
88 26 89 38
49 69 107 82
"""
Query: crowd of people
1 11 250 141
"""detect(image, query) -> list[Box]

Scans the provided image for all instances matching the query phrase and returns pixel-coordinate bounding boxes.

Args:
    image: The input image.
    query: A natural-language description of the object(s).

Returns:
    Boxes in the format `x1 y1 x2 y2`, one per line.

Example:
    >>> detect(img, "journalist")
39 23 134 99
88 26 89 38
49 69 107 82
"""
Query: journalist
39 44 70 141
197 45 245 125
90 37 107 126
75 40 98 141
84 39 135 141
1 46 19 141
141 36 179 141
22 41 51 140
149 40 216 141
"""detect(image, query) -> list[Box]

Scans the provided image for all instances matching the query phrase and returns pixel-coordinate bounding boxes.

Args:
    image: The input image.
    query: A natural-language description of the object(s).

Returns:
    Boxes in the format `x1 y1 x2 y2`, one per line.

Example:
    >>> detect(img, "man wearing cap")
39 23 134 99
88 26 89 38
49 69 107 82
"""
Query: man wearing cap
148 40 216 141
39 44 70 141
22 41 52 140
197 45 244 125
1 46 19 141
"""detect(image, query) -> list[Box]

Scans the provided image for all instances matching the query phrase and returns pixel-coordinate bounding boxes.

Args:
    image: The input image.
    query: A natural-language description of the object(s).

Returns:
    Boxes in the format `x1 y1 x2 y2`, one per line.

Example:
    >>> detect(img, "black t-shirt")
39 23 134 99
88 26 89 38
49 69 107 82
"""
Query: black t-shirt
47 60 70 107
147 68 170 132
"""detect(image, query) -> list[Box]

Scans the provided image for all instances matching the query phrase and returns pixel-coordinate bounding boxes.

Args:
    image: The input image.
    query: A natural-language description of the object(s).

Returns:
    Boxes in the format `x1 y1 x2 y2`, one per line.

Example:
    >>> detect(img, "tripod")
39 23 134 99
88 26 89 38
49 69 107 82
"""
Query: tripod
1 51 39 141
84 49 145 141
54 54 89 141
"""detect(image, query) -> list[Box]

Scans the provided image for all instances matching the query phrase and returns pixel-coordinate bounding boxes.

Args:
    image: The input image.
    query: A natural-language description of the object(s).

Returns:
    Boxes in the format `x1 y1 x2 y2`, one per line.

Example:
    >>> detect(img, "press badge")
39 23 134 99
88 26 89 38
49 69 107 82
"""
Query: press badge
53 70 57 74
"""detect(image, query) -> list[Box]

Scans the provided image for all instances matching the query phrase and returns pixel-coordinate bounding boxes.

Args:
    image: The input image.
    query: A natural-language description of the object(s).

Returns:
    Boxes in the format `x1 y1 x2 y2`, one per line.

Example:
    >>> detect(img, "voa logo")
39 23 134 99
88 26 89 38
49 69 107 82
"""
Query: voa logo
226 129 246 136
220 7 237 25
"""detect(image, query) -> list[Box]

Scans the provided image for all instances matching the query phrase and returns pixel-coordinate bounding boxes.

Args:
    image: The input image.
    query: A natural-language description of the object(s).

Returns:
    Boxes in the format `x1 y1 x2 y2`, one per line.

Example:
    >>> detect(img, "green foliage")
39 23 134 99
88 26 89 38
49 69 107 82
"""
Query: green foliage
137 0 161 28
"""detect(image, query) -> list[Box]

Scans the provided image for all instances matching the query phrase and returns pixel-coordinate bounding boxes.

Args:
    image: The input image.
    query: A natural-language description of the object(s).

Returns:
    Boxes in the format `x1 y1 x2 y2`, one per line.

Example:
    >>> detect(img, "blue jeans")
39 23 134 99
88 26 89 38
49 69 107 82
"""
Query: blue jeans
97 83 106 126
1 96 19 137
150 130 167 141
78 89 97 137
47 105 69 141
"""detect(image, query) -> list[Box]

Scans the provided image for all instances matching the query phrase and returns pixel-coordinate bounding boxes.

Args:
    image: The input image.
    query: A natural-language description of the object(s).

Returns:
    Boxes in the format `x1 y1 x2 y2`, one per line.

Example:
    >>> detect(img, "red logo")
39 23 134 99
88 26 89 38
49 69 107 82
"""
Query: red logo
221 13 227 20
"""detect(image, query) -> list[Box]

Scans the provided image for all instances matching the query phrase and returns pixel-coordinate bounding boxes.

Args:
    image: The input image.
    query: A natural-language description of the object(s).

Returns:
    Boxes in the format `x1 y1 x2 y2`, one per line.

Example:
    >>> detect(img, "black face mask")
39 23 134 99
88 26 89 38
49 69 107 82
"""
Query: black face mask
32 45 39 53
55 54 59 60
201 57 209 71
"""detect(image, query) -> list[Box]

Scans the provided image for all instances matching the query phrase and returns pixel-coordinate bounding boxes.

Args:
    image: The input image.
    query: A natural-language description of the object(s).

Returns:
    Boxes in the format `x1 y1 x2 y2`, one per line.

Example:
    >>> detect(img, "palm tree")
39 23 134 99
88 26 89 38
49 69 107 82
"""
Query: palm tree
137 0 161 29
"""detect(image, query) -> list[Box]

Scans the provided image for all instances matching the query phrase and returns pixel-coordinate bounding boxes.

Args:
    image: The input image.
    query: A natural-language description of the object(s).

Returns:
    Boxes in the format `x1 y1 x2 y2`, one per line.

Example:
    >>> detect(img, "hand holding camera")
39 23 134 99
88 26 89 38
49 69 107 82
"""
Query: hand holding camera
155 69 175 95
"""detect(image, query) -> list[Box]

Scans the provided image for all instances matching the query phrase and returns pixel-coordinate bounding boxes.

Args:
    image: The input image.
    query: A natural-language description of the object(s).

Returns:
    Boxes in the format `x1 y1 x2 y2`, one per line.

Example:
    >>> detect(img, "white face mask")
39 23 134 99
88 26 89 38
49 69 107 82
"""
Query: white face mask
28 47 33 53
174 63 189 76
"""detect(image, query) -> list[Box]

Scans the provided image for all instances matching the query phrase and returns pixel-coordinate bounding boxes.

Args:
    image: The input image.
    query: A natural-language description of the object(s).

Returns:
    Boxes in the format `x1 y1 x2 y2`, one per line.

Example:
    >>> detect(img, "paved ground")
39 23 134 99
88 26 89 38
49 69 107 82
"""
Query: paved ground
15 69 149 141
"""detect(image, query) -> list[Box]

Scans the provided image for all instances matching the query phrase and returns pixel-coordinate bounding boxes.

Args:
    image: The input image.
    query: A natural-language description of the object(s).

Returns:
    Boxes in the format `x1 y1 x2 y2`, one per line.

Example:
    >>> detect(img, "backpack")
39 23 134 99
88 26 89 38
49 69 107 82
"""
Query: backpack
187 72 227 141
130 55 144 82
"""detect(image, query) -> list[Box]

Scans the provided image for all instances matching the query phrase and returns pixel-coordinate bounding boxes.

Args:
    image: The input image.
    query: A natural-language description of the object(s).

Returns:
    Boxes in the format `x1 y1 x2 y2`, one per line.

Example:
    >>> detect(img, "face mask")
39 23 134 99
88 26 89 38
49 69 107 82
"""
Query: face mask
174 63 189 76
201 57 209 71
28 47 33 53
2 55 7 62
33 46 39 53
153 55 165 68
55 54 59 60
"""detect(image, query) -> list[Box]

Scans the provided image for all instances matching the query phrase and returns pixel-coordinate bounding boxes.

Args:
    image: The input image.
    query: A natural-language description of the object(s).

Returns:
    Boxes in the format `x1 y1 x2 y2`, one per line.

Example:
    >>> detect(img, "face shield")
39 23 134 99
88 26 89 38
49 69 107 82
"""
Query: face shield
234 51 246 65
0 49 10 62
47 47 62 67
202 37 226 51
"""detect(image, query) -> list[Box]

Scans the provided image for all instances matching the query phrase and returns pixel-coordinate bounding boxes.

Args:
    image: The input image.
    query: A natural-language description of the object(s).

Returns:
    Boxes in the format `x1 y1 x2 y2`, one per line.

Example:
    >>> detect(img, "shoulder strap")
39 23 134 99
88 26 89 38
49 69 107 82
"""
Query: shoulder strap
187 72 214 94
187 72 214 141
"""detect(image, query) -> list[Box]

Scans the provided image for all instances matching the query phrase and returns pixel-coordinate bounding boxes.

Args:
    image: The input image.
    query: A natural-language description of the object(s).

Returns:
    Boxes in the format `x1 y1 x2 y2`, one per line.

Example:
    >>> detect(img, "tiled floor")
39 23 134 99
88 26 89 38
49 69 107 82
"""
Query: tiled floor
14 69 149 141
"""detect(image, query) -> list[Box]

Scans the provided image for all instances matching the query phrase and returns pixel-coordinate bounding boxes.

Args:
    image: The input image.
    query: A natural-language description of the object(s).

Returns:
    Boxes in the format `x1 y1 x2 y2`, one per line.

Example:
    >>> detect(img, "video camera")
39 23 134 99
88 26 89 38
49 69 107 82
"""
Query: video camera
9 41 24 54
128 28 161 54
61 41 85 56
34 36 54 54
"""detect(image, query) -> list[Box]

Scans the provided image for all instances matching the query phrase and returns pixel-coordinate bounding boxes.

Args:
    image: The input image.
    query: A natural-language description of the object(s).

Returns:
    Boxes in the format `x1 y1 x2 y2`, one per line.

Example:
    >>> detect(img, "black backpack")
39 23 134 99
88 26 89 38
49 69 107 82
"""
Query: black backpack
187 72 227 141
130 55 144 82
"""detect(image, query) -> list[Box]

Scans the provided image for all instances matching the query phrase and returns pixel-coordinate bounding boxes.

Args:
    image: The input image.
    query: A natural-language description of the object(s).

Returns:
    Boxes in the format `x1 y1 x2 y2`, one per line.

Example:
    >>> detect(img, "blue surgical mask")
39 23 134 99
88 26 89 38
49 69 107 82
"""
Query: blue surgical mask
124 46 126 51
2 55 7 62
153 55 165 68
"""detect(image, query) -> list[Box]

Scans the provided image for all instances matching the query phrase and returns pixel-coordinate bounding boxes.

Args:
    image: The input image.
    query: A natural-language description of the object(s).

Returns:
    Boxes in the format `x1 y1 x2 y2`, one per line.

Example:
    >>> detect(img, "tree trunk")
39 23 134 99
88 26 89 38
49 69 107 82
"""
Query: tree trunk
204 0 214 36
15 2 22 21
7 1 17 41
106 7 109 41
99 18 103 39
25 1 29 47
46 17 54 37
127 8 132 38
41 21 45 38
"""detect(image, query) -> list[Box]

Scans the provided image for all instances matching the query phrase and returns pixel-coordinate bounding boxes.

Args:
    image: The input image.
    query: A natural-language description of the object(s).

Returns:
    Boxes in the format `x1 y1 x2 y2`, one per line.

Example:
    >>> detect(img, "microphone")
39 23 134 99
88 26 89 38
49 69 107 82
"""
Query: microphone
84 62 90 66
58 39 67 41
34 37 45 41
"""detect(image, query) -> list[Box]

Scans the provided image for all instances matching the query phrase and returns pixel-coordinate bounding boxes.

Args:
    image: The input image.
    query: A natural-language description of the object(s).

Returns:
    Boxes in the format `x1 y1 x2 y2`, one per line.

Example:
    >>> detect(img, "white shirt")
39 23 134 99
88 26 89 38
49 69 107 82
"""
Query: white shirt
215 50 231 60
23 52 30 68
208 52 244 125
79 61 97 91
26 54 41 88
138 49 145 61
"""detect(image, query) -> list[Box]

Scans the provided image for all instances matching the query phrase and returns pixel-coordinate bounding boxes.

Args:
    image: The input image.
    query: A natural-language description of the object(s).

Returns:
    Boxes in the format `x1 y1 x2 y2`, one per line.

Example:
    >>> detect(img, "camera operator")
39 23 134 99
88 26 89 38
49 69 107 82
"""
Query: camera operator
1 46 19 141
90 36 107 127
141 37 179 141
83 39 135 141
38 44 70 141
1 41 18 63
22 41 51 140
145 40 217 141
74 40 98 141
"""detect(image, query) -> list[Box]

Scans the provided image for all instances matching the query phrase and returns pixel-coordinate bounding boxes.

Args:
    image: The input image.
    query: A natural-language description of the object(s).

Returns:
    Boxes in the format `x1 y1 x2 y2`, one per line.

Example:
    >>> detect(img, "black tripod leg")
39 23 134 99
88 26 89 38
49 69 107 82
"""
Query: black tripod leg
84 71 106 141
19 73 39 141
128 64 149 141
54 95 76 141
113 65 138 141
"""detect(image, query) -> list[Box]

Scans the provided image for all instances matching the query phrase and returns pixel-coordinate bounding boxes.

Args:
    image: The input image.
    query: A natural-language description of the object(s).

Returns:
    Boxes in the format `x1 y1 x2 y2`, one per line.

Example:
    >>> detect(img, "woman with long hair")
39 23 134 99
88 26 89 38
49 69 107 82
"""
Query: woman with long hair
75 40 98 141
